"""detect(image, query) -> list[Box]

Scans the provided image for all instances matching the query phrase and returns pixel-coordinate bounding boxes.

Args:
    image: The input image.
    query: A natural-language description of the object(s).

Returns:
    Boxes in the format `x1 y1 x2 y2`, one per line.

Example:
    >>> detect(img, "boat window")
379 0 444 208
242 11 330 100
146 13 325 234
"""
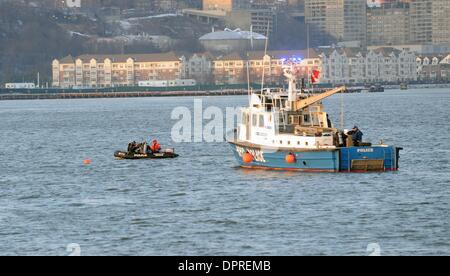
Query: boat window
305 142 309 146
312 115 320 126
280 140 283 144
252 114 257 126
303 115 310 123
259 115 264 127
289 115 300 125
242 112 248 124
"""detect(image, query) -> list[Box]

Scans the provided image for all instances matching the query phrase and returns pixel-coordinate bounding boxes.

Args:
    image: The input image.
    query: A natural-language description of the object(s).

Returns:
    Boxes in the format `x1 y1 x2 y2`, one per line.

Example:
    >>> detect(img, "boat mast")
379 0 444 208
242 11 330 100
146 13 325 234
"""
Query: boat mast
307 24 310 87
285 65 297 111
340 89 345 130
260 20 270 94
246 59 251 104
307 25 314 126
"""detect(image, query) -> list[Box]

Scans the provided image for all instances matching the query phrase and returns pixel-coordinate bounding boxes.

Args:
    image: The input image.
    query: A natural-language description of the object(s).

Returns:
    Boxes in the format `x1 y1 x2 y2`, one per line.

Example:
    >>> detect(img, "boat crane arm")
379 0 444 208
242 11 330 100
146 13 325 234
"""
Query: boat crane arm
294 86 347 110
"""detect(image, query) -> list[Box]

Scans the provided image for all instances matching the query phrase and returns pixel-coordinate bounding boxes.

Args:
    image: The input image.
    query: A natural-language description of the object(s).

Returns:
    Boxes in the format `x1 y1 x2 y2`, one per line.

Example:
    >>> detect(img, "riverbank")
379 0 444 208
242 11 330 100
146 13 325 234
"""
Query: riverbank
0 89 249 101
385 83 450 90
1 84 448 101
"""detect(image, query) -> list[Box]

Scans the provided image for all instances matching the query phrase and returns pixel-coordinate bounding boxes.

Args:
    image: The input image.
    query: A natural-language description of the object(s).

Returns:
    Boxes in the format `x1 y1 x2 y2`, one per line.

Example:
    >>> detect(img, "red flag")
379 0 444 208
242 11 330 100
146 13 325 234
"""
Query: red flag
313 70 320 79
311 70 320 84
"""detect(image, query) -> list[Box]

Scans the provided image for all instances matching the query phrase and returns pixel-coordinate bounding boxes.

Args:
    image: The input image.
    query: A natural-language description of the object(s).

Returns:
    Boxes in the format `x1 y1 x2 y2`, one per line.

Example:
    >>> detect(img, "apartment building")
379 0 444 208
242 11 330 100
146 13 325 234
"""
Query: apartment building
431 0 450 44
212 49 321 85
212 53 247 85
320 47 417 84
404 0 450 44
305 0 367 47
409 0 433 44
180 52 215 84
185 0 275 35
367 2 410 45
246 50 321 85
52 47 425 88
416 54 450 82
52 52 182 88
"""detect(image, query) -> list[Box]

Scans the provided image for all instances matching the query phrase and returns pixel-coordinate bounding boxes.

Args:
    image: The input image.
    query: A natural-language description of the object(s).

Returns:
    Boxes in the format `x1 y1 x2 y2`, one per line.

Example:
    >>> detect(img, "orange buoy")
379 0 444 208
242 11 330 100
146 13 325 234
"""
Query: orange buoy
285 153 296 164
242 152 254 164
83 159 92 165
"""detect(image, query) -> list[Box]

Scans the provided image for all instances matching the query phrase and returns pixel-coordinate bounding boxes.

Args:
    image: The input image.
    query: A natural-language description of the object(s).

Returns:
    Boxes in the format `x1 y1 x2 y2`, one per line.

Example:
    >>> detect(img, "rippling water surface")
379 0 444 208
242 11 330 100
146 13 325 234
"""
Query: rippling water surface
0 89 449 255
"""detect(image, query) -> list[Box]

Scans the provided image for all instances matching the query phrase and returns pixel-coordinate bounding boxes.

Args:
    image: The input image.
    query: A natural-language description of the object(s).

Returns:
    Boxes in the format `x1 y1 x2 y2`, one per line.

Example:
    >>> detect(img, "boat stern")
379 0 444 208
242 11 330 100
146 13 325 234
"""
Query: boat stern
339 145 402 172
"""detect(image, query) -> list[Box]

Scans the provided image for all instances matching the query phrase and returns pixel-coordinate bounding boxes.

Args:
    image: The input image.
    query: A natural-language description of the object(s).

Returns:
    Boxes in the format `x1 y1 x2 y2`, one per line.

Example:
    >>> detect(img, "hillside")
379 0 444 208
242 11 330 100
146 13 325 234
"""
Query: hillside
0 0 210 84
0 0 314 85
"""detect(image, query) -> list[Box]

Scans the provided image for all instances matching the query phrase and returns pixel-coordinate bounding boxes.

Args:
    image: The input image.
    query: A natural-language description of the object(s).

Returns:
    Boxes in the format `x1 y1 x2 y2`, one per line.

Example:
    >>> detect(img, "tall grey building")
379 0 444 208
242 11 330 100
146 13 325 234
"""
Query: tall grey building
409 0 433 44
305 0 367 47
409 0 450 44
431 0 450 44
367 2 410 45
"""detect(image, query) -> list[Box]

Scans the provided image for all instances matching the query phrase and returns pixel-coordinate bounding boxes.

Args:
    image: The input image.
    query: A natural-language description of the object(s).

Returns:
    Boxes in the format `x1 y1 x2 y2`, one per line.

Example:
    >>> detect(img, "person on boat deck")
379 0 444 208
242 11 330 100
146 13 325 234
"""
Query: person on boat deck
140 141 147 154
128 141 137 154
352 126 363 146
150 140 161 153
326 114 333 128
134 142 142 154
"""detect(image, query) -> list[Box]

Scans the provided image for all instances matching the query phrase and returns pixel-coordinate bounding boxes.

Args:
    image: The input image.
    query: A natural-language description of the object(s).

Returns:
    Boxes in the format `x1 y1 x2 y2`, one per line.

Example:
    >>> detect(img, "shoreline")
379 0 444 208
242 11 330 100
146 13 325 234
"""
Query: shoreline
0 89 249 101
1 84 449 101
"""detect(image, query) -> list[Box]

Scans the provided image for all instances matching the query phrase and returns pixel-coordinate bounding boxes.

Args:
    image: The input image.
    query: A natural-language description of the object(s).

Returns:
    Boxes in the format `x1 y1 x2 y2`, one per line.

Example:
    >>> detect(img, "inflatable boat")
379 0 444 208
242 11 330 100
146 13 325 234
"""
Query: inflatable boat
114 149 179 160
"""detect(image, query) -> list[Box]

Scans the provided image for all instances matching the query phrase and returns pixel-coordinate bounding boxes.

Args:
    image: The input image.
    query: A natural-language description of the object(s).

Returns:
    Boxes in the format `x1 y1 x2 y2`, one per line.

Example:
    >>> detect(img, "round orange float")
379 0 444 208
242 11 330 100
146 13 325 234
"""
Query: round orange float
83 159 92 165
242 152 254 163
285 153 296 164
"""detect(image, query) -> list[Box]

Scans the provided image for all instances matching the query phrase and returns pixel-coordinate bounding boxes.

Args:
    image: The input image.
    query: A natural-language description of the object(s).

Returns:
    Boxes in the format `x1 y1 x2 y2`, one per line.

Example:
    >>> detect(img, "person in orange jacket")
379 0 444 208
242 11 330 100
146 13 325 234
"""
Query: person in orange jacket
150 139 161 153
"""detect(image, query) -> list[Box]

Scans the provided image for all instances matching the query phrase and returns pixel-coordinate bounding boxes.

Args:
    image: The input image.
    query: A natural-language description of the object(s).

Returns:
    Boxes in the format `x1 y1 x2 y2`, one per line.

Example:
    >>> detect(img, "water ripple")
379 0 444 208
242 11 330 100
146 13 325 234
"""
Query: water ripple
0 90 449 255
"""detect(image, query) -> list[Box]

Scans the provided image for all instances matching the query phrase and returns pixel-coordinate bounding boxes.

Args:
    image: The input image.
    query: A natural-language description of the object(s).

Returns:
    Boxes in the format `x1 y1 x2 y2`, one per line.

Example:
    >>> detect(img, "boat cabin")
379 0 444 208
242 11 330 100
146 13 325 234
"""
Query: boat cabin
237 89 339 150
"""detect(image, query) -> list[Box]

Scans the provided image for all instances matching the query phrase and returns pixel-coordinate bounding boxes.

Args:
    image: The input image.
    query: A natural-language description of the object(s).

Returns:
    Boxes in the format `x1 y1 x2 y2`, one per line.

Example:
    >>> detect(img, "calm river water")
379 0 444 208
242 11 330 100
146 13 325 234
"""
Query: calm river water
0 89 449 255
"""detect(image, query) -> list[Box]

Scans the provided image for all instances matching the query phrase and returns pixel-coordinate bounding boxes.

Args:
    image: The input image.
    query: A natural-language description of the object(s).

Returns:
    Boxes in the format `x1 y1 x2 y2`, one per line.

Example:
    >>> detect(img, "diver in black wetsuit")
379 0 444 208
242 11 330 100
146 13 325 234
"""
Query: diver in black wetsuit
128 141 137 154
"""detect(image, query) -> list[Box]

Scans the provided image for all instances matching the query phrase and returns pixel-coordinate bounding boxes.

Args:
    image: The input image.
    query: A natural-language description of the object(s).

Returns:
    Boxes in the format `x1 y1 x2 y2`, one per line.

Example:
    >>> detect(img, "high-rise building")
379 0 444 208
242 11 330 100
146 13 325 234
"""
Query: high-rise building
202 0 251 11
410 0 450 44
409 0 432 44
367 0 412 6
247 0 302 9
432 0 450 44
305 0 367 47
343 0 367 45
367 2 410 45
186 0 275 35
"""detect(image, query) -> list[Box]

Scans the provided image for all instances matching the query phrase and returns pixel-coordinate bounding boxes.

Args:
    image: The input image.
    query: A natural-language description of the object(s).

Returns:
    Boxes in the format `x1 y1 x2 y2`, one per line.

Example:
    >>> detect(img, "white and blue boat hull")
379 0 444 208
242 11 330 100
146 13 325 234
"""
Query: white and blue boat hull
230 142 402 172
